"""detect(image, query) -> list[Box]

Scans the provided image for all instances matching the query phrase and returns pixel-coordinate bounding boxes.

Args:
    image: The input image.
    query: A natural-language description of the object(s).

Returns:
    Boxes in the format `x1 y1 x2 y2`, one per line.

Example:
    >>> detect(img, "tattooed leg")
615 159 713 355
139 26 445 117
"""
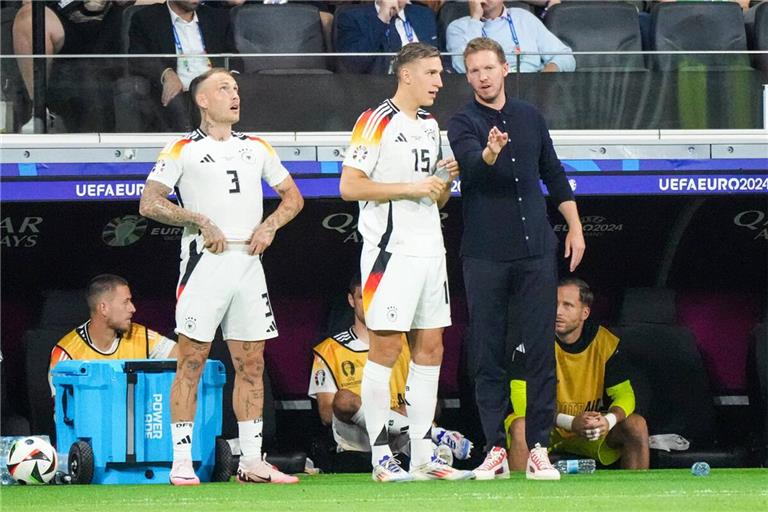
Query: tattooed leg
171 334 212 422
227 340 266 421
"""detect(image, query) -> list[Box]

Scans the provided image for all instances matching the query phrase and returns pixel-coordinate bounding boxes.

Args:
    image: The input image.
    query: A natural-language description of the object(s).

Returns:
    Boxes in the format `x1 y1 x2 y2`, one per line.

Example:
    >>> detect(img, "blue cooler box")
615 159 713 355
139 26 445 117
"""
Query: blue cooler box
52 359 226 484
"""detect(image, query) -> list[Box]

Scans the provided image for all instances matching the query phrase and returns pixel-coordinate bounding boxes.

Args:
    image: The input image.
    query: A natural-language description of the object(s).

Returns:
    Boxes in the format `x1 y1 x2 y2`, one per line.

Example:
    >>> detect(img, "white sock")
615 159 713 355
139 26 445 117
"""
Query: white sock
361 360 394 466
238 418 264 466
350 407 408 437
350 407 409 437
405 362 440 468
350 408 366 428
171 421 194 461
388 410 409 436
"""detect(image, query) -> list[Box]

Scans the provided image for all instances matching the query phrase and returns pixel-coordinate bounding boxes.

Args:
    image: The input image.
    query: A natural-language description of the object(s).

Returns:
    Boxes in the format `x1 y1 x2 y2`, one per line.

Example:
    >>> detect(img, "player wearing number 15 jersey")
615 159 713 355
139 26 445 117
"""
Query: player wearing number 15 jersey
339 43 471 483
140 68 303 486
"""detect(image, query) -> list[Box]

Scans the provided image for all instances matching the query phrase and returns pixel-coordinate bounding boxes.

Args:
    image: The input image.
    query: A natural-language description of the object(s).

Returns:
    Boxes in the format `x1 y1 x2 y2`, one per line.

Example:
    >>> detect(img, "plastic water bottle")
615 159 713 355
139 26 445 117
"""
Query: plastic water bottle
691 461 710 476
554 459 596 474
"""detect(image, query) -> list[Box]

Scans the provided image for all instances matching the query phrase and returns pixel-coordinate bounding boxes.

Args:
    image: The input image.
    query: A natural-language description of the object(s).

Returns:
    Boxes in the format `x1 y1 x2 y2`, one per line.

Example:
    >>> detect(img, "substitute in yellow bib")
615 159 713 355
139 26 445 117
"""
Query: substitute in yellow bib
506 278 649 470
49 274 177 396
309 273 473 461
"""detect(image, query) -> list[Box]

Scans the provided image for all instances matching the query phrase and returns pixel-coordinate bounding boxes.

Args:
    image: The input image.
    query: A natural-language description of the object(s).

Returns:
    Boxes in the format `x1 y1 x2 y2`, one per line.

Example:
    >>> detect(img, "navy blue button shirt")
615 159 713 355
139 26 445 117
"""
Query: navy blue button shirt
447 97 574 261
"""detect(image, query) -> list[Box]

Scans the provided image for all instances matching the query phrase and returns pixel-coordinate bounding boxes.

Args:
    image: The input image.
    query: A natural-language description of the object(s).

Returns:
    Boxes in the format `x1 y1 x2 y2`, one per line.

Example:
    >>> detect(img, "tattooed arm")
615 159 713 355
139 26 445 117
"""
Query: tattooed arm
139 179 227 253
248 175 304 255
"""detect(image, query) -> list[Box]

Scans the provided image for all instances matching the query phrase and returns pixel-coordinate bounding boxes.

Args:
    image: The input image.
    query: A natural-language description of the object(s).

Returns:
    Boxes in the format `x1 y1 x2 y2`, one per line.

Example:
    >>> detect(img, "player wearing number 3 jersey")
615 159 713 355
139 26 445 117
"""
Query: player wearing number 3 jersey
339 43 472 483
140 68 304 486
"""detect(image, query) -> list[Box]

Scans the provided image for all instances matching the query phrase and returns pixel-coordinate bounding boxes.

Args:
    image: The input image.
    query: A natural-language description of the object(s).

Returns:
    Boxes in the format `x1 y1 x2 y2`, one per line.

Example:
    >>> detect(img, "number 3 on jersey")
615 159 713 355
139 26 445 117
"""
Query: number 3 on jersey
226 170 240 193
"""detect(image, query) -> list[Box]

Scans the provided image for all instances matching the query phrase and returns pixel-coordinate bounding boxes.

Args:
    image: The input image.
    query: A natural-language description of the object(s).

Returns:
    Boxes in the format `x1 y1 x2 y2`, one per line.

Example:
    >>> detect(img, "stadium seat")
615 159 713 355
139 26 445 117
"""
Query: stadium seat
677 291 763 392
330 4 359 72
230 3 331 74
612 289 715 442
119 4 147 55
745 0 768 71
611 288 752 468
437 1 531 51
544 1 646 71
650 1 752 70
23 290 89 441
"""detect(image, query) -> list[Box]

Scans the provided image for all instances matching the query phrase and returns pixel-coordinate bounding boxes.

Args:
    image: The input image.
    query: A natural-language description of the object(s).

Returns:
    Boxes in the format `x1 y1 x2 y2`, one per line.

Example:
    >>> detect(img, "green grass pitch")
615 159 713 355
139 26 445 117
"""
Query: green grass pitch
2 469 766 512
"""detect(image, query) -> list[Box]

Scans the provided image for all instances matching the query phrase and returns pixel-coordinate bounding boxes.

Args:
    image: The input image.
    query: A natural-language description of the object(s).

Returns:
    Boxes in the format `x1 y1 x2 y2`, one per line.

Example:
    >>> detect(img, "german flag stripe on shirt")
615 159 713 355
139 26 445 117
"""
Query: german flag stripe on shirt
248 136 277 157
233 131 278 157
362 203 394 314
158 137 192 161
351 102 396 146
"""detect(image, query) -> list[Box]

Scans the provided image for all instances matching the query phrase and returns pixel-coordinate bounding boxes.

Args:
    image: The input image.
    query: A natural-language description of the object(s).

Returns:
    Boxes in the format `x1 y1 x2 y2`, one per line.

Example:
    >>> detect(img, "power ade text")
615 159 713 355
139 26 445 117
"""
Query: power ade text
144 394 163 440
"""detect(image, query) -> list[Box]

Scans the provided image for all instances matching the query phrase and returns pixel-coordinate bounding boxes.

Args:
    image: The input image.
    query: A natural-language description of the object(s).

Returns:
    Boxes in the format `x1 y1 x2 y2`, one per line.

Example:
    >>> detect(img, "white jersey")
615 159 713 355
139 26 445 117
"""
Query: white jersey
146 129 290 250
343 100 445 257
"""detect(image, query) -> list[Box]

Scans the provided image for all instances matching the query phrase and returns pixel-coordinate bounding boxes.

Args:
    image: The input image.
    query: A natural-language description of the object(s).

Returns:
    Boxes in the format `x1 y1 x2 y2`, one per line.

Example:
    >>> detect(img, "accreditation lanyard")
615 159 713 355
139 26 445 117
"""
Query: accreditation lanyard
482 14 520 55
402 17 415 43
171 22 209 73
386 14 416 44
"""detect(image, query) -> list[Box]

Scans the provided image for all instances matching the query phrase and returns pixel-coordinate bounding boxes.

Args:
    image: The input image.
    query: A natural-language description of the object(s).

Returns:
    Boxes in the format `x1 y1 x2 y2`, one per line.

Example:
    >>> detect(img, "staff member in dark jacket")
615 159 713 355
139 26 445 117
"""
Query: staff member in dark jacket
447 37 584 481
335 0 439 74
128 0 239 131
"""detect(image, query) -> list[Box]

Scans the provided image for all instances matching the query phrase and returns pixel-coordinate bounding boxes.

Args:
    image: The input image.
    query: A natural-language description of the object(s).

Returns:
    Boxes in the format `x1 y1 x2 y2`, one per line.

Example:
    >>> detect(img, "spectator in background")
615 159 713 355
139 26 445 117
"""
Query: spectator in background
308 273 473 462
445 0 575 73
49 274 177 396
506 278 650 471
12 0 150 133
127 0 239 131
335 0 439 73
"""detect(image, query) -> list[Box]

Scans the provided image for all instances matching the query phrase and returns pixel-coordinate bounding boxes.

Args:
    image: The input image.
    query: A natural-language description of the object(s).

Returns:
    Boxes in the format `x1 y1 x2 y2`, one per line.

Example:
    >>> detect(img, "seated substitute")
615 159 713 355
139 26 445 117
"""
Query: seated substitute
445 0 575 73
308 273 473 462
49 274 177 395
506 278 649 472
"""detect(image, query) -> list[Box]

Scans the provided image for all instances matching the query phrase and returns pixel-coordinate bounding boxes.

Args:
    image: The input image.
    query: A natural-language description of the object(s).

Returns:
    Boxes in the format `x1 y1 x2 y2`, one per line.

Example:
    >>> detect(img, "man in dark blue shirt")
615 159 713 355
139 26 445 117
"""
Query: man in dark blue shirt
335 0 439 74
447 37 584 481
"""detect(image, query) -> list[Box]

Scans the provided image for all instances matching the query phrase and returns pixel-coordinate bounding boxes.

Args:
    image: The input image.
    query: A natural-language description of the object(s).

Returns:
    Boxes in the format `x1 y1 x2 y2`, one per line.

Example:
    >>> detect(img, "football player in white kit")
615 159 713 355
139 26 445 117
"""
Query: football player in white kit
139 68 304 485
339 43 472 482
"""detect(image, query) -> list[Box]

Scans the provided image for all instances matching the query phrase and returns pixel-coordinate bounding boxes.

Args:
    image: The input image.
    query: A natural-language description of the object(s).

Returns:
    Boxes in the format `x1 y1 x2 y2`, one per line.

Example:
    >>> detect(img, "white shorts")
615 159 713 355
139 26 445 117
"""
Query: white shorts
175 236 278 342
360 243 451 332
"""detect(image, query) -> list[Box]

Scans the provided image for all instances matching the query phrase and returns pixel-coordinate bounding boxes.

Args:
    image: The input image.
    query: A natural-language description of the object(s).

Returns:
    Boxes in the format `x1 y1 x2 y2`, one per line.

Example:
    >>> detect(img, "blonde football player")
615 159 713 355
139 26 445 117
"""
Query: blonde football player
339 43 471 482
140 68 303 486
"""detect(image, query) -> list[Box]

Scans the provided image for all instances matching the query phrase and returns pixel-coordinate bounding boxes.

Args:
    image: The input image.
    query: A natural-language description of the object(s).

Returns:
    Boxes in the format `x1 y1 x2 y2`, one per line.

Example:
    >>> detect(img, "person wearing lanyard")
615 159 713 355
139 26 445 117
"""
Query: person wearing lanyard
164 4 212 108
128 0 238 131
445 0 575 74
335 0 439 74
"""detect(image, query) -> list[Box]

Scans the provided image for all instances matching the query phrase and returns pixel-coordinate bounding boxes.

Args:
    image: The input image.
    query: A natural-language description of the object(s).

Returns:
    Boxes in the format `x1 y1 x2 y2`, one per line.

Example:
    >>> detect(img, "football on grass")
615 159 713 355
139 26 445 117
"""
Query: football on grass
6 437 58 485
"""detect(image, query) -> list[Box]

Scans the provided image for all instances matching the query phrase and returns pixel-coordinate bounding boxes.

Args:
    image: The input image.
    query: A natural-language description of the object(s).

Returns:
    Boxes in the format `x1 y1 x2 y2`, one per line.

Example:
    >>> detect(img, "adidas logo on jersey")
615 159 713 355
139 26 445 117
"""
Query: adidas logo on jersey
199 154 215 163
395 133 408 143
